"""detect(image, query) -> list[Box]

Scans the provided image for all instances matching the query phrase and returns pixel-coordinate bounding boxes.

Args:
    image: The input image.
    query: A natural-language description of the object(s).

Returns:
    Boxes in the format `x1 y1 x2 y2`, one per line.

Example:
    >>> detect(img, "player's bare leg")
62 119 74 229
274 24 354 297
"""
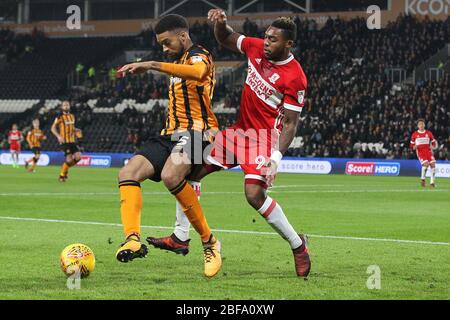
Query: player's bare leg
26 154 39 172
245 182 311 277
25 156 33 171
31 154 40 172
116 155 154 262
420 161 429 187
59 152 81 182
59 154 72 182
159 152 221 278
430 161 436 188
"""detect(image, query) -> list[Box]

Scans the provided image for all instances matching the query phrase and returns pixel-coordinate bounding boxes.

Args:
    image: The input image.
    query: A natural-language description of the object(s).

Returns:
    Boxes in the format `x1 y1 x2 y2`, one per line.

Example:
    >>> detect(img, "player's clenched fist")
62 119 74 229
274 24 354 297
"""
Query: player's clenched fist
207 9 227 23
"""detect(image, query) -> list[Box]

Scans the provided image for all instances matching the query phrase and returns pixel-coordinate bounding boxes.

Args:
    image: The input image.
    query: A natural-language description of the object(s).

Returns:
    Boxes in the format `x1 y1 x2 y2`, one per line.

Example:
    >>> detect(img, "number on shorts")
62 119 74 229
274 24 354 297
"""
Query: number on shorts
255 155 265 170
176 136 190 147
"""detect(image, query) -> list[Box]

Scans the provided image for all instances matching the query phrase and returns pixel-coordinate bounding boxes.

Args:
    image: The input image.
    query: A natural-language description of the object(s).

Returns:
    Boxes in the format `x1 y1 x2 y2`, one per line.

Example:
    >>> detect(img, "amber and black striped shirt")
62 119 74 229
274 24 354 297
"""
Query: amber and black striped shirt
27 129 45 148
162 45 218 136
54 113 76 143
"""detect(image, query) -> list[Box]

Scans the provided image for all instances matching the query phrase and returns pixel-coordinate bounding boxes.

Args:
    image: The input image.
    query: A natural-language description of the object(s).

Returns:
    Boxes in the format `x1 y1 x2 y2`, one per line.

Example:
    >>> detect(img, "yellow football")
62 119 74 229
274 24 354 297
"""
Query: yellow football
60 243 95 278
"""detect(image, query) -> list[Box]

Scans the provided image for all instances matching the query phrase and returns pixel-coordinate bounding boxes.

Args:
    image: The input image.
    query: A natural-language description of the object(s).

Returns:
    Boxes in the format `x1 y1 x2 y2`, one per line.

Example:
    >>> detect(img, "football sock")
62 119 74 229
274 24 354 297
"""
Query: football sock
421 166 427 179
258 196 302 249
119 180 142 238
60 162 70 177
170 179 211 242
174 181 200 242
430 167 436 184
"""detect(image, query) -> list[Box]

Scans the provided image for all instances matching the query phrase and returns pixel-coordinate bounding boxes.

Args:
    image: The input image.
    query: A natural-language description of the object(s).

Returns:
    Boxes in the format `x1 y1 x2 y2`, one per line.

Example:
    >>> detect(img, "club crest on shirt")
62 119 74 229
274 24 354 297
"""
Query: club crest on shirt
268 73 280 84
170 76 182 84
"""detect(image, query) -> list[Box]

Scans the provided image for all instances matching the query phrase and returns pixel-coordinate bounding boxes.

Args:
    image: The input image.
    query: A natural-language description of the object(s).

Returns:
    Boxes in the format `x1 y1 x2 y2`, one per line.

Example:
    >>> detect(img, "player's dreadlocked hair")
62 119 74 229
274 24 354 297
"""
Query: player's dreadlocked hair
271 17 297 41
154 14 189 34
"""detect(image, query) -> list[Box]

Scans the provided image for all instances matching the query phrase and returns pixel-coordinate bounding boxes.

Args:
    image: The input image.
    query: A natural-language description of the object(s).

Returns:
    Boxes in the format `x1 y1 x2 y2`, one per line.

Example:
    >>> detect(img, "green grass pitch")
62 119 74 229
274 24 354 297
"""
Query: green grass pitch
0 165 449 300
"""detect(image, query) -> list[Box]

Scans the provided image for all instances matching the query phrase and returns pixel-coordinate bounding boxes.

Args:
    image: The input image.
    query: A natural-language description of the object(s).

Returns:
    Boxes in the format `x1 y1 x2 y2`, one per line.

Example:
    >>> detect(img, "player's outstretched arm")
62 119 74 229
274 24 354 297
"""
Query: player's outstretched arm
208 9 242 53
117 62 153 75
119 61 207 81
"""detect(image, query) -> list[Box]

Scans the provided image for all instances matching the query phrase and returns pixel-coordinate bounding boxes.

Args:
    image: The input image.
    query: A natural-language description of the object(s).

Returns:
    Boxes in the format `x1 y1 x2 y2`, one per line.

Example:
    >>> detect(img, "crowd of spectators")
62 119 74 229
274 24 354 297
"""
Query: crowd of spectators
276 15 448 159
71 72 170 108
292 75 449 160
1 15 449 159
0 27 45 63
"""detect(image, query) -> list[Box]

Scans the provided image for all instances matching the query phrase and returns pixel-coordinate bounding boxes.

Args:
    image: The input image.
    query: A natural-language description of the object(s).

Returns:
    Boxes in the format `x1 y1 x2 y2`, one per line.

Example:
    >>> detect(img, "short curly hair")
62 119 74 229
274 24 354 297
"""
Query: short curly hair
270 17 297 41
154 14 189 34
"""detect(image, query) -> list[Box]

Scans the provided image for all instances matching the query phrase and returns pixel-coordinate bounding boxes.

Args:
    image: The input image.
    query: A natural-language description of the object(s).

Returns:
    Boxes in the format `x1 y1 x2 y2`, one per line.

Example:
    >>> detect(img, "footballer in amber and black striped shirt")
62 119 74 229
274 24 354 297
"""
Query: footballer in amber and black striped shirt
24 119 46 173
51 100 82 182
115 14 222 276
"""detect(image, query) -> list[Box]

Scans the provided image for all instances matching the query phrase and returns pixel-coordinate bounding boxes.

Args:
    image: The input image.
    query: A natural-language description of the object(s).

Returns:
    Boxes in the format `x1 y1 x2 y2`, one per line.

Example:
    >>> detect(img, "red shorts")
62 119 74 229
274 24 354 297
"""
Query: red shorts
206 128 275 189
417 149 435 164
9 143 20 152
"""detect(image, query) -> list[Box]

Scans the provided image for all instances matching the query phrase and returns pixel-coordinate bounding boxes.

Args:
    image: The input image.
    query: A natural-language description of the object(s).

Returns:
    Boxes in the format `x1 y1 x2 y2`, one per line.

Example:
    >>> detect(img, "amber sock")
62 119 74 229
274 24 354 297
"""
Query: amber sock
60 162 70 177
170 180 211 242
118 180 142 238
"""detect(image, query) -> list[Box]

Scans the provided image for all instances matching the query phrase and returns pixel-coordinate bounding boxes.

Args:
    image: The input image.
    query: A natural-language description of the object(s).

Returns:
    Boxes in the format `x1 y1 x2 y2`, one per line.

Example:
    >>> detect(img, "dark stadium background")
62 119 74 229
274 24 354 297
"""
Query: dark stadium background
0 0 448 161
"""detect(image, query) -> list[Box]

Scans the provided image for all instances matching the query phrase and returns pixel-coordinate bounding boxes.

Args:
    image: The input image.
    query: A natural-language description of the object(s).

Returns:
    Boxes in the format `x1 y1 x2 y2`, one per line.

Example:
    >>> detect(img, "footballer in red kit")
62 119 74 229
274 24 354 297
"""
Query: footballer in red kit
410 118 438 187
147 11 311 278
207 34 307 185
8 124 23 168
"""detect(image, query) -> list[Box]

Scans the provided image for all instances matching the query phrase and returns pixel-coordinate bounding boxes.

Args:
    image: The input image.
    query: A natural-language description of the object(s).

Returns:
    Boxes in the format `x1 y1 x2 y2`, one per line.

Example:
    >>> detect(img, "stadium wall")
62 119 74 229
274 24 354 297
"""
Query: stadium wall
1 151 449 178
3 0 448 37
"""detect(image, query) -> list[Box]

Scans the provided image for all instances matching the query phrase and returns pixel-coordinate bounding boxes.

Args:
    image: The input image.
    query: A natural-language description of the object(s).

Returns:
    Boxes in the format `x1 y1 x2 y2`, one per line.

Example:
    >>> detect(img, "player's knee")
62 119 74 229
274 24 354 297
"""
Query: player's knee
118 166 138 182
245 187 266 210
161 170 183 190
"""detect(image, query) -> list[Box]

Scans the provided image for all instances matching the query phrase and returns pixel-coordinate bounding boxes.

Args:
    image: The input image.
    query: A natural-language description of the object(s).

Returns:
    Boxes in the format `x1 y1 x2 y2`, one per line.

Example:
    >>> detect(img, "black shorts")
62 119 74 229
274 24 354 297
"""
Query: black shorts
136 131 211 182
61 143 80 156
31 147 41 155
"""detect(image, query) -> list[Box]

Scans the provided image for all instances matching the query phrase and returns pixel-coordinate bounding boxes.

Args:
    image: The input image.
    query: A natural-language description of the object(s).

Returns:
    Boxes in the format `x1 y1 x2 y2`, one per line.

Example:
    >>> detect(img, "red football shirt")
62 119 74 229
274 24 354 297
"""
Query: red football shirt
410 130 436 153
234 36 307 147
8 130 22 148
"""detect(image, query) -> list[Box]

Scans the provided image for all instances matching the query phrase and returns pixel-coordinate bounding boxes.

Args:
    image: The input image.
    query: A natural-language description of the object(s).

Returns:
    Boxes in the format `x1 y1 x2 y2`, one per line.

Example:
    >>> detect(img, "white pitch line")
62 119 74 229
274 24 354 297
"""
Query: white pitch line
0 189 449 197
0 216 449 247
270 184 347 188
